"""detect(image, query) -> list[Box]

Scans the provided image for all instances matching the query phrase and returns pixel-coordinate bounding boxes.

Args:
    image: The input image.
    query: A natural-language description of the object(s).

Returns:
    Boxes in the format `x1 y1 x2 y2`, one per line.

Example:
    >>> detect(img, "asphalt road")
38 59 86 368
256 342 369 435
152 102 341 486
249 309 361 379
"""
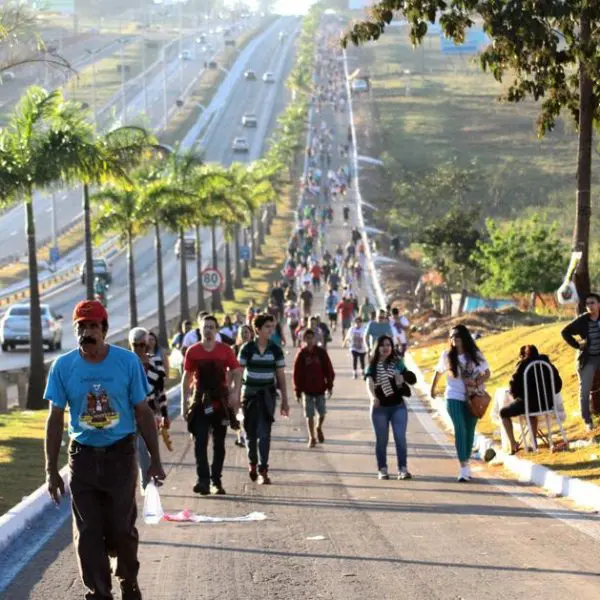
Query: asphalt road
0 20 255 264
0 16 299 373
2 132 600 597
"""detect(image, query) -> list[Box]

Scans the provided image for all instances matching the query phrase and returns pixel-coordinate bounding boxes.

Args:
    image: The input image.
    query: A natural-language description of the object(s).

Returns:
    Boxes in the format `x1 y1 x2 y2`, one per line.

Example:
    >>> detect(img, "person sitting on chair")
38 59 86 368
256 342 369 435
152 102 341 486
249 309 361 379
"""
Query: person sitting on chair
501 345 562 454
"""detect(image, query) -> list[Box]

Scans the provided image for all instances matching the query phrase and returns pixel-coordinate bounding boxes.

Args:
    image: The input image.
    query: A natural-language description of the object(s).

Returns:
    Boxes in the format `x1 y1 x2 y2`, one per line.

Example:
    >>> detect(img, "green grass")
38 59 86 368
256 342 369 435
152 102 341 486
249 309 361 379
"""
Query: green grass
348 28 600 242
412 322 600 483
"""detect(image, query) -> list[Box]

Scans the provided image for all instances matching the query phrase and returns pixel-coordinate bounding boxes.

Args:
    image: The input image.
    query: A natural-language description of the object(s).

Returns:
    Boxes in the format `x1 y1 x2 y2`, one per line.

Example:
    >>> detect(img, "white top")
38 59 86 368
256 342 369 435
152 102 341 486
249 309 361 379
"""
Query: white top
347 326 367 354
182 329 222 348
391 315 410 345
435 350 489 401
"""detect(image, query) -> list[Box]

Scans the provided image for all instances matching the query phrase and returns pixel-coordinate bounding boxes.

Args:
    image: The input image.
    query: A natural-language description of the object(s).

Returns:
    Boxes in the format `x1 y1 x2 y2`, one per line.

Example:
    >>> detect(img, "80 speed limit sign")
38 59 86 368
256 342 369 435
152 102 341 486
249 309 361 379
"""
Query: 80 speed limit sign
201 267 223 291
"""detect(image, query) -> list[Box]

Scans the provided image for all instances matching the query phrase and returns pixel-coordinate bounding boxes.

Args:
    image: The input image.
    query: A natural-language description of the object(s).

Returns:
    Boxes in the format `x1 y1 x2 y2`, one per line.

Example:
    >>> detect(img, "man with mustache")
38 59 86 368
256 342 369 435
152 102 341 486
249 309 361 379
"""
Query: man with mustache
44 300 165 600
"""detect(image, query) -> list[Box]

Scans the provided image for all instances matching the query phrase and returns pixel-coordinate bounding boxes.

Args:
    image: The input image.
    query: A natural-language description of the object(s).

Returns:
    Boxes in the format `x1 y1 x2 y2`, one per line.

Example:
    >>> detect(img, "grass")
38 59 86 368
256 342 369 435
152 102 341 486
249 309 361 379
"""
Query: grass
347 27 600 248
411 322 600 483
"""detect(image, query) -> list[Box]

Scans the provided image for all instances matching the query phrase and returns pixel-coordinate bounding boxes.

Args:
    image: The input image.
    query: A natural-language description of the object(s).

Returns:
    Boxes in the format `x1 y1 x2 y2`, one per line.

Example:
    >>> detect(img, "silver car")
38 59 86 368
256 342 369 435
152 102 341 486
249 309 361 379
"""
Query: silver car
0 303 63 352
232 137 250 152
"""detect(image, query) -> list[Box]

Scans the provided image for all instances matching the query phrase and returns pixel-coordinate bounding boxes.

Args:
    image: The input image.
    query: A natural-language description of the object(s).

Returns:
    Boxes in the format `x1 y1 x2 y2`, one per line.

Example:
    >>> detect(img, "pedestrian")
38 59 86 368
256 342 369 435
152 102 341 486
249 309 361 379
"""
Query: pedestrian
233 325 254 448
238 314 290 484
147 330 169 376
325 287 339 331
171 319 192 350
246 299 257 325
500 345 562 454
364 309 395 356
365 335 416 481
293 329 335 447
344 315 368 379
219 315 236 346
44 300 165 600
270 318 287 348
429 324 491 482
181 315 242 495
129 327 169 494
299 282 314 318
561 292 600 431
311 261 323 291
337 295 356 339
390 307 410 357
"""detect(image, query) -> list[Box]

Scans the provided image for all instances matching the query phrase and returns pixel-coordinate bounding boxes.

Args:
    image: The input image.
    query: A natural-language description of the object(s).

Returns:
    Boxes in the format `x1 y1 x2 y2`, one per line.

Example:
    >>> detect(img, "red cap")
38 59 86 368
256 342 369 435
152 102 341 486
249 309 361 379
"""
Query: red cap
72 300 108 324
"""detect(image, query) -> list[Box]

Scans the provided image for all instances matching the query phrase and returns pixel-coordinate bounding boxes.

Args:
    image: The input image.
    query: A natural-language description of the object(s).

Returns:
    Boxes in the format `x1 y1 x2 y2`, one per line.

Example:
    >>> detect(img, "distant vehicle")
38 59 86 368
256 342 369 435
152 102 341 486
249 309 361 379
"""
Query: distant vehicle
225 39 235 47
351 78 369 93
196 34 207 44
0 303 63 352
244 69 256 80
2 71 15 81
262 71 275 83
208 60 218 69
242 113 257 127
175 236 196 259
232 137 250 152
278 31 287 42
80 258 112 285
179 49 193 60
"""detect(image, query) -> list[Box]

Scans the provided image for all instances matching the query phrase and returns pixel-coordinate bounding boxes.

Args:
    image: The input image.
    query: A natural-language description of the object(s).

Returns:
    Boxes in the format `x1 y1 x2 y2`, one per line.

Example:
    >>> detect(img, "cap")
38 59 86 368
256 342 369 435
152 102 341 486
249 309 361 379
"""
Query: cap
72 300 108 324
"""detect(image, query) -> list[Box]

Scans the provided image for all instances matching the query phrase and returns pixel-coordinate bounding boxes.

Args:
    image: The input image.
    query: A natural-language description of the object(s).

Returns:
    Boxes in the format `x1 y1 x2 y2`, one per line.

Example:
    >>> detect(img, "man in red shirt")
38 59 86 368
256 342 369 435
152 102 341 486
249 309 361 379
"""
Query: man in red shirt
337 296 356 339
310 261 323 292
293 329 335 447
181 315 242 495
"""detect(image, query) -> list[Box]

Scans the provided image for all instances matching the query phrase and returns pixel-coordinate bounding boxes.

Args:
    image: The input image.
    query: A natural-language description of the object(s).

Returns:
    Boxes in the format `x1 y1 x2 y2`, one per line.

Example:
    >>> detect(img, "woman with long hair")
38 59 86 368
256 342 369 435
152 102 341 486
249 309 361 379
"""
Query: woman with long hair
147 331 170 377
430 324 491 482
365 335 416 480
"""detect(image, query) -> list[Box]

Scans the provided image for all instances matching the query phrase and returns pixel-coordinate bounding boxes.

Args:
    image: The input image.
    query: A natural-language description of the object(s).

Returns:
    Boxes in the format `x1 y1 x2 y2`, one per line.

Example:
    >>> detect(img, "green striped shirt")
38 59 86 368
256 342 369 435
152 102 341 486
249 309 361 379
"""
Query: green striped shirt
238 340 285 396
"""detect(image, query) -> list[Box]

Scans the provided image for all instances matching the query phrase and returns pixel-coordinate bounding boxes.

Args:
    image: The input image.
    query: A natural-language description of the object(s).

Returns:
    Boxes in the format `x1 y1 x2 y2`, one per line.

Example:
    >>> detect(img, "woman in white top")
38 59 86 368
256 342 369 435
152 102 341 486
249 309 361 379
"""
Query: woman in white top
284 301 300 346
343 316 368 379
430 324 490 482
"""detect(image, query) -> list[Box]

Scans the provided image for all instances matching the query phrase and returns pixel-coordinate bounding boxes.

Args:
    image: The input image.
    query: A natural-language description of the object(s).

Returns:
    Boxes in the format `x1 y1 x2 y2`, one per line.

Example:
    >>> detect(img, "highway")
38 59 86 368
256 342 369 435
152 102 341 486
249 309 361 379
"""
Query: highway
0 19 255 264
0 16 299 372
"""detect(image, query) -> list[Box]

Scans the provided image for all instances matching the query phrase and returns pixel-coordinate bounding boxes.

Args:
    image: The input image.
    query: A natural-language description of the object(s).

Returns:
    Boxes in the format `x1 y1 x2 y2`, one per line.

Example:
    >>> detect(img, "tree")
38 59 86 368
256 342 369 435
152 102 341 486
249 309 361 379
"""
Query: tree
0 87 105 410
344 1 600 312
417 207 481 314
472 216 567 299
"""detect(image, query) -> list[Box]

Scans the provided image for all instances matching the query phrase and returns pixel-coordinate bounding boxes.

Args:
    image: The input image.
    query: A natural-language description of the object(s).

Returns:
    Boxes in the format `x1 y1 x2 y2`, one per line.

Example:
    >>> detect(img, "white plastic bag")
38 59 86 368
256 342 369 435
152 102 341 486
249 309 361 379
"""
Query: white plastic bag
143 481 164 525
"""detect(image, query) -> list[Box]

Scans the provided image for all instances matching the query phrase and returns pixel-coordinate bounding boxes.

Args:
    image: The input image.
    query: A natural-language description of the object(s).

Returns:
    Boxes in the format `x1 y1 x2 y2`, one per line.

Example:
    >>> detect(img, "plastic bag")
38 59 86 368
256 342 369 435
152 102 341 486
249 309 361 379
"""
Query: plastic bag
143 481 164 525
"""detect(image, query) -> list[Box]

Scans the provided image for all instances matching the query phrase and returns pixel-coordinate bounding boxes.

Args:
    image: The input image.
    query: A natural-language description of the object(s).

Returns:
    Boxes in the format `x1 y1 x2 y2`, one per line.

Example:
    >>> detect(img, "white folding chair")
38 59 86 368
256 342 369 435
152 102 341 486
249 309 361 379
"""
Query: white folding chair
518 360 569 452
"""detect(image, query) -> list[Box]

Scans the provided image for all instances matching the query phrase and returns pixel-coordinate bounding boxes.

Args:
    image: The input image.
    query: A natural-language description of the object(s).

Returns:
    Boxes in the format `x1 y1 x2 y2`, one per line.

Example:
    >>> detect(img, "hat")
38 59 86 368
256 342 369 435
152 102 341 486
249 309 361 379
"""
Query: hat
72 300 108 324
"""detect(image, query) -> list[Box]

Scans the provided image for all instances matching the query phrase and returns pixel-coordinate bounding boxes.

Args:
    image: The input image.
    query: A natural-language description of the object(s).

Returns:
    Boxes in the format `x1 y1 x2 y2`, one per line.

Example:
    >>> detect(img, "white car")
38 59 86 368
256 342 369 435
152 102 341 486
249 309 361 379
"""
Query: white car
179 49 192 60
242 113 257 127
262 71 275 83
232 137 250 152
0 303 63 352
2 71 15 81
351 78 369 93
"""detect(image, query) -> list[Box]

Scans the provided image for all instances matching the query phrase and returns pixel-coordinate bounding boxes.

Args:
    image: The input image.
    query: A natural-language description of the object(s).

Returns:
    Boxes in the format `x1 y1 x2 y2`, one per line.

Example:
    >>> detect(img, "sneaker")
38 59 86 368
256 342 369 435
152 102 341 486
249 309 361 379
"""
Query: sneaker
248 464 258 482
258 469 271 485
464 464 472 479
457 467 470 483
585 422 594 433
120 581 142 600
234 439 245 447
316 428 325 443
398 470 412 480
193 481 211 495
352 371 357 379
378 468 389 480
210 482 226 495
308 437 317 448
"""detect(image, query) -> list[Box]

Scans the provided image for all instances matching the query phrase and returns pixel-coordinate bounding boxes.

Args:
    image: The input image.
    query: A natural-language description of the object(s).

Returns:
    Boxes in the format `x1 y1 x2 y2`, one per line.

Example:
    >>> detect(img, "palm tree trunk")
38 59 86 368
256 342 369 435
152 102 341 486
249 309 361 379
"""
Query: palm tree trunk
25 192 46 410
224 234 234 300
250 212 258 266
257 207 266 249
242 227 250 277
83 183 94 300
154 222 168 348
179 228 189 320
234 224 243 288
127 228 138 328
195 225 206 313
211 222 223 312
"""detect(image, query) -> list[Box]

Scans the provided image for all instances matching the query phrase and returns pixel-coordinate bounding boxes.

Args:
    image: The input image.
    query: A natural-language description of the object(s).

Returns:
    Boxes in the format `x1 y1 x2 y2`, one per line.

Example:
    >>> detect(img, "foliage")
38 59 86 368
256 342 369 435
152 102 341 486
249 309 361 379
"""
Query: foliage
473 216 567 296
417 207 481 290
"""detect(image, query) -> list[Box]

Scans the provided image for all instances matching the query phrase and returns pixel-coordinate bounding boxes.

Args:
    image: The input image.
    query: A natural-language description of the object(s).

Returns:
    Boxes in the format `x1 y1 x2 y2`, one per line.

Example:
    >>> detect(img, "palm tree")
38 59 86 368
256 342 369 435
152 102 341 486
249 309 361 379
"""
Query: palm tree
209 219 223 312
0 87 110 410
93 188 143 329
82 126 158 300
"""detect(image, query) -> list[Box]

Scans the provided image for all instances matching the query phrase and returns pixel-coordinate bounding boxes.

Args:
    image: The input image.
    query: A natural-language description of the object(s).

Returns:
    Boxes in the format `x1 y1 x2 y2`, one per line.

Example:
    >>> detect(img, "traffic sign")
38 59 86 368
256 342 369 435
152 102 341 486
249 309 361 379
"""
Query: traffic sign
49 246 60 264
201 267 223 291
239 245 251 260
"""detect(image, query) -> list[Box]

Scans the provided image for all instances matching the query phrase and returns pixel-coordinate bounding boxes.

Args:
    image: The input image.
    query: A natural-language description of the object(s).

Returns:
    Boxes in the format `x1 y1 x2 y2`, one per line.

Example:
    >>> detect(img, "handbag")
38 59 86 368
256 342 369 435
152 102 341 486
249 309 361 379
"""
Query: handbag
467 391 491 419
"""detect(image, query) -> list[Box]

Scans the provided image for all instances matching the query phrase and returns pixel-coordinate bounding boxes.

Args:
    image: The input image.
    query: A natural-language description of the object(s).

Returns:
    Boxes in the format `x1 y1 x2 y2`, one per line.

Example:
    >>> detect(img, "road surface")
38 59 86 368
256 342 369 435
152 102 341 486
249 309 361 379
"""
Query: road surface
2 122 600 596
0 16 299 373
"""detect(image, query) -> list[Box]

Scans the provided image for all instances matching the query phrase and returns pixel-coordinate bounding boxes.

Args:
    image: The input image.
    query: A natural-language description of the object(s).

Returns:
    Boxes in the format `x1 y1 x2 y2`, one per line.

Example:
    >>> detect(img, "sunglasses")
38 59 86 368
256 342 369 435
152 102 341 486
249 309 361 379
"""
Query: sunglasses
133 342 147 348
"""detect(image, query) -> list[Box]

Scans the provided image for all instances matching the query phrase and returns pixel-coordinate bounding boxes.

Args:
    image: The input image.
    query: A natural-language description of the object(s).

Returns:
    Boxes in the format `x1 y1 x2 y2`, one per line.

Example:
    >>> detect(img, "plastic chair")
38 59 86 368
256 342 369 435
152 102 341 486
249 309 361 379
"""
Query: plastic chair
518 360 569 452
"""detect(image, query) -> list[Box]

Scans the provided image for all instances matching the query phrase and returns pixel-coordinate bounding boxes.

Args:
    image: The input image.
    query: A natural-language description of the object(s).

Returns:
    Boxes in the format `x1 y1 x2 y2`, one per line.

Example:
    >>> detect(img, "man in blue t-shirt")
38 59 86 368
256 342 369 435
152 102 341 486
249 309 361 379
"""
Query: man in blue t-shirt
44 300 165 600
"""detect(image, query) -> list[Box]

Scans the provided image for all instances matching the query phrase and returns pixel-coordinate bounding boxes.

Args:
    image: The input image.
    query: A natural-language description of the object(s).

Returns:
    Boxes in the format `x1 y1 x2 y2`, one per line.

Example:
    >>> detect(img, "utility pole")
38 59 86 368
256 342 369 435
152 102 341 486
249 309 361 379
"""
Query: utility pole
178 1 184 94
120 40 127 124
142 37 149 115
162 46 169 128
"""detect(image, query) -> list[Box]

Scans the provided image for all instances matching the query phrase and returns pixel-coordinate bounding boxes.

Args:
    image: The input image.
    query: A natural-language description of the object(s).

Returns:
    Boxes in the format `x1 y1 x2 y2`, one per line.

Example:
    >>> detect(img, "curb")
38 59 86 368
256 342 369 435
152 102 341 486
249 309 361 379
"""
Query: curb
404 352 600 512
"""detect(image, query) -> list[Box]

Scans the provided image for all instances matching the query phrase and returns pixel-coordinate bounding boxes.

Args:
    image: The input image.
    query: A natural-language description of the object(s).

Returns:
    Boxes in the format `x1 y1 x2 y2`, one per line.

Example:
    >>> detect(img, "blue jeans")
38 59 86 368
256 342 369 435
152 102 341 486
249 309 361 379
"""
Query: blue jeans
370 404 408 471
243 391 276 471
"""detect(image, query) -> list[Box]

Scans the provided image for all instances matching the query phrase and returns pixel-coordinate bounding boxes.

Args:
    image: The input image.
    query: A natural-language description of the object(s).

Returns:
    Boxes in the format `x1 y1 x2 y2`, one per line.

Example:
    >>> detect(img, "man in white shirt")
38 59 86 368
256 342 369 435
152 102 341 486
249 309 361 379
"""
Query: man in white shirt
390 307 410 357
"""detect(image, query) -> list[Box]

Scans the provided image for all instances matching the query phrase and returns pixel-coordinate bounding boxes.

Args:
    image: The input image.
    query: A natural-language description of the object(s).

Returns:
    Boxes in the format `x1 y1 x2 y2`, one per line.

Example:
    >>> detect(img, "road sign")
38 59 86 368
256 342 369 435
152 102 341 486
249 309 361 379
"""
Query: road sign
239 245 250 261
201 267 223 292
49 246 60 264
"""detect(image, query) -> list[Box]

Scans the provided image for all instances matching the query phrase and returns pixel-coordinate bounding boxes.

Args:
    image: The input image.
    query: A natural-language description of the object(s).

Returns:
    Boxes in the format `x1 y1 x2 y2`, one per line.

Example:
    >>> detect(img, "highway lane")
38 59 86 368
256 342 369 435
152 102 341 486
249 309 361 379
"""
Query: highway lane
0 21 253 264
0 16 299 372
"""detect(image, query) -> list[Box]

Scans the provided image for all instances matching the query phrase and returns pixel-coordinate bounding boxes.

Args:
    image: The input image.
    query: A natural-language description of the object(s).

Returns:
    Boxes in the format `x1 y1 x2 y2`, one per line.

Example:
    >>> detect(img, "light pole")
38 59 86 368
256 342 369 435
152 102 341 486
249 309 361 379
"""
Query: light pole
120 39 127 124
162 46 168 127
178 1 184 94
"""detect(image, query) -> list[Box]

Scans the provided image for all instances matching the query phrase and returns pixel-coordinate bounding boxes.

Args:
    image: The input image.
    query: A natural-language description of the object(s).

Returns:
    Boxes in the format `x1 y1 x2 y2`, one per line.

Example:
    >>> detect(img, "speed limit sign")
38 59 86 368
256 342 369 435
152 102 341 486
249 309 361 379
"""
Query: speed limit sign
201 267 223 292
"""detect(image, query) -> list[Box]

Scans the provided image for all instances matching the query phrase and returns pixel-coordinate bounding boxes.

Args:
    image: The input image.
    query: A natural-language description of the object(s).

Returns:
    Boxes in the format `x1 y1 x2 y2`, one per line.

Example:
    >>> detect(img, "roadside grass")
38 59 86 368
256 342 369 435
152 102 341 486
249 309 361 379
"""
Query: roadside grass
348 27 600 244
411 322 600 483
